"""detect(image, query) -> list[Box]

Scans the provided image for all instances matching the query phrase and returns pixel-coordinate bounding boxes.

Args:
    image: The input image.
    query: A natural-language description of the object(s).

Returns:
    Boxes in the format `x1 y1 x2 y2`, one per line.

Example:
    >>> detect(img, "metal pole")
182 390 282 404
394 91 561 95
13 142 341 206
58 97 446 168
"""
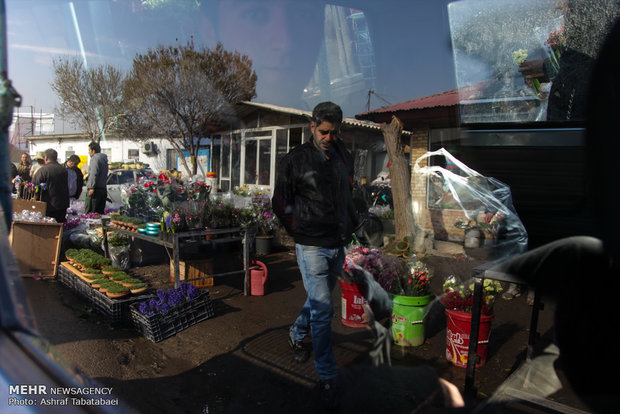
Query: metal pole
464 276 484 401
0 0 22 231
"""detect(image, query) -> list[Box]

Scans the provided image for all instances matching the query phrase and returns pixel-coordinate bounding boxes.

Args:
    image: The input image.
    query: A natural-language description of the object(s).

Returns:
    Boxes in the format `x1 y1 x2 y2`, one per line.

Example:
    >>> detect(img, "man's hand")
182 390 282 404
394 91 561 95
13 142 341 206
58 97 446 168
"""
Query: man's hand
518 59 544 79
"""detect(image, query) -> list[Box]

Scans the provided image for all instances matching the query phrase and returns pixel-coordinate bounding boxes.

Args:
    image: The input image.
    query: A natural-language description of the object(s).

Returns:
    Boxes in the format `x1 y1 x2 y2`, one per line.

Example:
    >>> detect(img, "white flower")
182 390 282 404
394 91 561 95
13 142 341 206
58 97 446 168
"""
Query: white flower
512 49 528 65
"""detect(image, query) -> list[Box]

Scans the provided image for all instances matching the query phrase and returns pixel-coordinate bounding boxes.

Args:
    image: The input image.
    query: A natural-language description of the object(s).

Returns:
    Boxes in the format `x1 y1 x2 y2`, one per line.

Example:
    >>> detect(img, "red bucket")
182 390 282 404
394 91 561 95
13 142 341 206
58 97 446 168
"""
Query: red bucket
445 309 493 368
340 280 368 328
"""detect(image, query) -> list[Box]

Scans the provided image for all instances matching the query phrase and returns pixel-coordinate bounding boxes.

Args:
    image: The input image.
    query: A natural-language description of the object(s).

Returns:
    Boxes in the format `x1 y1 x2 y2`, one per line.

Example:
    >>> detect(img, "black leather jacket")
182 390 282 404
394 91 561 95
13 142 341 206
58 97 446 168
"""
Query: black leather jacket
272 139 359 248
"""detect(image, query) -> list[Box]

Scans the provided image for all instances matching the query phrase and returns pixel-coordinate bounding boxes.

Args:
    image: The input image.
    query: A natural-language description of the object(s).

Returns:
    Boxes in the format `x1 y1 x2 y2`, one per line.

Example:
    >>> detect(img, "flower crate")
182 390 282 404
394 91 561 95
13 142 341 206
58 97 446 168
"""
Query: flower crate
129 291 215 342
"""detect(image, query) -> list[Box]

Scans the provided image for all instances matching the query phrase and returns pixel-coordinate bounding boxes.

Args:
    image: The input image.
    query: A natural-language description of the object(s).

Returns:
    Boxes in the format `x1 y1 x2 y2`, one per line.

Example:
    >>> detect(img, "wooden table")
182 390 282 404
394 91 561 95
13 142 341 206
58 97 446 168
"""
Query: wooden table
102 225 251 295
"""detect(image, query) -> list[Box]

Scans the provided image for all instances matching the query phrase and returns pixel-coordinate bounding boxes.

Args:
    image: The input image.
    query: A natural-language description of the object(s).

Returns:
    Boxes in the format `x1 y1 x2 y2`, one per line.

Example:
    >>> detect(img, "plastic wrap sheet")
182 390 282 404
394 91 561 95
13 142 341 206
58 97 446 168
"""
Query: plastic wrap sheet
414 148 528 263
109 245 131 270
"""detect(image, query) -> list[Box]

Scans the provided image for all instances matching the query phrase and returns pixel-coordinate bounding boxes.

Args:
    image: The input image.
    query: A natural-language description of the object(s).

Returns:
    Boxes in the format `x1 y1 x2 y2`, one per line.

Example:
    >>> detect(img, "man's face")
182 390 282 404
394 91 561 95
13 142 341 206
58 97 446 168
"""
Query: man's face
88 148 94 157
311 120 339 152
67 160 76 168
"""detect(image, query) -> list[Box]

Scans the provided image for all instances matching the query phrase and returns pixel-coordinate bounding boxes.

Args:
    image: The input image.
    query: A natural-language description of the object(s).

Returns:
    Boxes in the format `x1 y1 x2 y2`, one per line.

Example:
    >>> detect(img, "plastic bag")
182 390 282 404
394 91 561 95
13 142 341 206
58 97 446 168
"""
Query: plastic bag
414 148 528 263
108 245 130 270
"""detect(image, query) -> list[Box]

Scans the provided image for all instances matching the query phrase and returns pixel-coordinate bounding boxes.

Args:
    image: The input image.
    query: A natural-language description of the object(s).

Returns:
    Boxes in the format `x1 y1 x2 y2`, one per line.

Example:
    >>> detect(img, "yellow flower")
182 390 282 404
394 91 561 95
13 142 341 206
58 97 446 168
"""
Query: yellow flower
512 48 528 65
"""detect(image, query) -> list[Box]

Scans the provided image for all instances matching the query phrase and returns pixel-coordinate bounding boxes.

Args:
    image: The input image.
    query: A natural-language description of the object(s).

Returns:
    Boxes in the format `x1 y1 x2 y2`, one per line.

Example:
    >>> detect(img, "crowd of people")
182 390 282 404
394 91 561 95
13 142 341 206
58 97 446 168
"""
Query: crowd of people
9 141 108 223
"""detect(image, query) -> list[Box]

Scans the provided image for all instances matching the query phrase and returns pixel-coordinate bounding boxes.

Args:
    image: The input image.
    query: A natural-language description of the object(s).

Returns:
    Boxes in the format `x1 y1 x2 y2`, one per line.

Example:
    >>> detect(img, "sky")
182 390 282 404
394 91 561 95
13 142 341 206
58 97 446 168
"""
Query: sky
5 0 458 134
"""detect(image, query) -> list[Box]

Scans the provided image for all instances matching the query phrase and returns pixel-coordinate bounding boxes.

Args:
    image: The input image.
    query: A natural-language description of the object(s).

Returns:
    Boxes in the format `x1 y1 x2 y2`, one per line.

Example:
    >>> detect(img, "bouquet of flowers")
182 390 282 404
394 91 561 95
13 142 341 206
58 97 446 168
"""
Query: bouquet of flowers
389 257 432 297
187 180 211 202
439 275 502 315
512 48 541 96
343 245 403 292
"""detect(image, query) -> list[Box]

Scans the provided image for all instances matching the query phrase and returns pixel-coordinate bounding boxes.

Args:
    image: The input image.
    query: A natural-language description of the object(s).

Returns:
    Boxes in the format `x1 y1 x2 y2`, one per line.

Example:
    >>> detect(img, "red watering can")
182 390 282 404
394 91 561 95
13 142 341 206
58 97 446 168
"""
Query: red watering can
250 260 268 296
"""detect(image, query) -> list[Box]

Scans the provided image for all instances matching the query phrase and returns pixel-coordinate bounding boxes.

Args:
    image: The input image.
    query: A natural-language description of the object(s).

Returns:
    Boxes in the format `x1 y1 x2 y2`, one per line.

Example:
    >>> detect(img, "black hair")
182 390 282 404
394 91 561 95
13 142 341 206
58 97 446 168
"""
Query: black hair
44 148 58 162
88 142 101 153
68 154 81 164
312 101 343 126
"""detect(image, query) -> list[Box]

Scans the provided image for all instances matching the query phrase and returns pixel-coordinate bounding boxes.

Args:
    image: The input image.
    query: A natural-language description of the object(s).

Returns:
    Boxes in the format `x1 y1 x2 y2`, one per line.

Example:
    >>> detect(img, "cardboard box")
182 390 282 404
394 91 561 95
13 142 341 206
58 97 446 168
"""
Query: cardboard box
12 199 47 216
169 259 214 288
10 221 63 277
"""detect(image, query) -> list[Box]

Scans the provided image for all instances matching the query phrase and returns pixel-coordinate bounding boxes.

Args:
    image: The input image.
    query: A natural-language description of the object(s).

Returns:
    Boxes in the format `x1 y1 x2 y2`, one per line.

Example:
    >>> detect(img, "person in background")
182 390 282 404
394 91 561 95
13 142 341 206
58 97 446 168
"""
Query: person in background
84 142 108 214
16 152 31 182
272 101 359 410
30 151 45 180
65 155 84 200
31 149 69 223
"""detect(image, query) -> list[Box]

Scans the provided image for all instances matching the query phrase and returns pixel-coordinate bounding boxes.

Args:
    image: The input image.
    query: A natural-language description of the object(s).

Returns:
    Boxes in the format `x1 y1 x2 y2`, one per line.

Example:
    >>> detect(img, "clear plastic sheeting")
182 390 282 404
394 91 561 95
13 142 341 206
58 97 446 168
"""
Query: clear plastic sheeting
414 148 528 263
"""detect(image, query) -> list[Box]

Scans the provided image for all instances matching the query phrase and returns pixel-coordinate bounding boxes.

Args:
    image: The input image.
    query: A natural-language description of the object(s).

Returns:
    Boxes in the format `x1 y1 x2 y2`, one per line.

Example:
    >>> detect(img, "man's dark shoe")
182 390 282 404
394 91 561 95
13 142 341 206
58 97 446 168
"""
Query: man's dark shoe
288 337 310 363
319 378 340 411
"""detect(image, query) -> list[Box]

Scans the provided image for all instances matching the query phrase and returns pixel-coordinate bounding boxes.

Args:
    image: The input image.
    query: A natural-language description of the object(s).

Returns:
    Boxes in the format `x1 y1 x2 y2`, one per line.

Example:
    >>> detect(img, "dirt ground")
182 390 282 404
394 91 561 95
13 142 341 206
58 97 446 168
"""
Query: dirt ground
20 244 590 414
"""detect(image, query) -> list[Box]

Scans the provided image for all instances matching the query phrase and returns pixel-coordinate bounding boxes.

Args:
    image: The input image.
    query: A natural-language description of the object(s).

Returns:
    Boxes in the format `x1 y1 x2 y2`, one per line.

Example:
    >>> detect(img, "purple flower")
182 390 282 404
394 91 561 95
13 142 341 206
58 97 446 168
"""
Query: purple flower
185 284 199 300
157 303 171 315
138 302 149 315
156 289 167 302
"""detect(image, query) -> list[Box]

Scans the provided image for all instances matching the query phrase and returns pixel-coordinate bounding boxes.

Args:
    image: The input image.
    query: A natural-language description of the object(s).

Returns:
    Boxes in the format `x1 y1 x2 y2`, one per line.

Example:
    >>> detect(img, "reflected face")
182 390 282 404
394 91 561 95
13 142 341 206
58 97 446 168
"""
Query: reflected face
311 121 339 152
212 0 324 103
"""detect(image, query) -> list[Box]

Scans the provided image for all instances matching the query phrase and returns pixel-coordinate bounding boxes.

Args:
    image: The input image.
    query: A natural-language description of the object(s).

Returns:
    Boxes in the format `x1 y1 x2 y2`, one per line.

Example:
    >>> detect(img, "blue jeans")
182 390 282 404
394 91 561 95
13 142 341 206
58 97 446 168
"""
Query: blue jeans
290 244 345 380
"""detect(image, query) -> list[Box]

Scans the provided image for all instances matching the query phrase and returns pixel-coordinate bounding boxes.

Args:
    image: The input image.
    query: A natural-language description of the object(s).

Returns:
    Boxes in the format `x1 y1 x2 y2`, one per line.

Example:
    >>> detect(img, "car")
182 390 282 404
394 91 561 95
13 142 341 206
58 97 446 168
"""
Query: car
78 168 154 205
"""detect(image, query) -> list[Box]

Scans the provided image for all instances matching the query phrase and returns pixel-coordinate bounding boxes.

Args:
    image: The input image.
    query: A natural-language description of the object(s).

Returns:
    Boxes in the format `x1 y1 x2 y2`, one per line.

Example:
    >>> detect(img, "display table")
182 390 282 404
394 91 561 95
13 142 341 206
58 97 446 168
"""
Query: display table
102 226 251 295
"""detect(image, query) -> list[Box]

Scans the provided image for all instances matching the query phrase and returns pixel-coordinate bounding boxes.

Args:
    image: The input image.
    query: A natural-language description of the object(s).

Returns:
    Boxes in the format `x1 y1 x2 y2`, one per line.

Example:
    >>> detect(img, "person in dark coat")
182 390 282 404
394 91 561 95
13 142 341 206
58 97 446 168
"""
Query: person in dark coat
16 152 32 182
272 102 359 410
65 154 84 200
31 148 69 223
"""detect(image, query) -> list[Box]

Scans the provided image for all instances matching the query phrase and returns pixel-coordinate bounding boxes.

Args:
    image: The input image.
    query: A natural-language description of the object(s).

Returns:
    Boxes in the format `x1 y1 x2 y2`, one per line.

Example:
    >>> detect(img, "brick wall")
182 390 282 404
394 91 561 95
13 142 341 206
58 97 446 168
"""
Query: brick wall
410 129 483 242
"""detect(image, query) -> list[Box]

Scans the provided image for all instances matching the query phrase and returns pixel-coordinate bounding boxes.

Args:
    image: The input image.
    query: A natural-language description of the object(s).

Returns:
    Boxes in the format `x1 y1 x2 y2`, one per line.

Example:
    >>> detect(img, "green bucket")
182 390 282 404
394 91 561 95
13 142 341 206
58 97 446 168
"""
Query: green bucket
391 294 432 346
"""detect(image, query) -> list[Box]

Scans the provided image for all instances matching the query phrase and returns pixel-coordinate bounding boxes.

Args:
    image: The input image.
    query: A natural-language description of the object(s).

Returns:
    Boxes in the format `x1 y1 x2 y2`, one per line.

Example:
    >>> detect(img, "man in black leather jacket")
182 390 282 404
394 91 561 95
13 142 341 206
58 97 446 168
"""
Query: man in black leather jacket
272 101 358 410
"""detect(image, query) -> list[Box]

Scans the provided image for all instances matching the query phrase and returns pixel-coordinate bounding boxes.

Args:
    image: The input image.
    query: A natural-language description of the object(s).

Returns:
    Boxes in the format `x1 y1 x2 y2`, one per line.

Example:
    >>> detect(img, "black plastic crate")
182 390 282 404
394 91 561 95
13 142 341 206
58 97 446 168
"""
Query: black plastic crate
129 291 215 342
57 265 151 325
90 288 153 325
57 265 76 291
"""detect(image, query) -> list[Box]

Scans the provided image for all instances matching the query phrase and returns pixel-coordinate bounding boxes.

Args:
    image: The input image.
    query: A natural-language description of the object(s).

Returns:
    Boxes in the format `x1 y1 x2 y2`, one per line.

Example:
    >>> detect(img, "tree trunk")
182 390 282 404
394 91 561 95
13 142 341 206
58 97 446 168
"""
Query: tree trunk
381 116 414 242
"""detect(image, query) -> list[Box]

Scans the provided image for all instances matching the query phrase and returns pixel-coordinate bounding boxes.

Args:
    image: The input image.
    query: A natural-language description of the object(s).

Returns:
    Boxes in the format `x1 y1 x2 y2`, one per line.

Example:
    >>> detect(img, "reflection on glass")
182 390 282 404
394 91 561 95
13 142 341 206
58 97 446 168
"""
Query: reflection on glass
221 134 230 178
258 140 271 185
448 0 619 124
231 133 241 188
245 140 257 184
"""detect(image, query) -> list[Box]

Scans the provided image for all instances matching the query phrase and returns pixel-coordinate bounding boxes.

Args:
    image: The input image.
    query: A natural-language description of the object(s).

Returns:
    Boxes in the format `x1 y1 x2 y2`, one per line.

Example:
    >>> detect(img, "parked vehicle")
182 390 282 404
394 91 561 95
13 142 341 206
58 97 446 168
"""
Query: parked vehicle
78 168 154 204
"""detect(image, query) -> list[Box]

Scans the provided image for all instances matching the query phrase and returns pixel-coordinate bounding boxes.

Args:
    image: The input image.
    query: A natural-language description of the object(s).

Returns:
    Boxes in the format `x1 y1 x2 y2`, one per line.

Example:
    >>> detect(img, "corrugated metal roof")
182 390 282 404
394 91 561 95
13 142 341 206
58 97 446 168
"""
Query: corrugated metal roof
355 82 487 117
237 101 382 131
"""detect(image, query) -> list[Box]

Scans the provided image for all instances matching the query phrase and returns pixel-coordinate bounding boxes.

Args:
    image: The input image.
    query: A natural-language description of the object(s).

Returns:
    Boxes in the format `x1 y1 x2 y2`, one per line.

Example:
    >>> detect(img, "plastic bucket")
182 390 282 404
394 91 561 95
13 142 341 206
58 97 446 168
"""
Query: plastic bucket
340 280 368 328
250 260 268 296
445 309 493 368
391 294 431 346
205 172 218 191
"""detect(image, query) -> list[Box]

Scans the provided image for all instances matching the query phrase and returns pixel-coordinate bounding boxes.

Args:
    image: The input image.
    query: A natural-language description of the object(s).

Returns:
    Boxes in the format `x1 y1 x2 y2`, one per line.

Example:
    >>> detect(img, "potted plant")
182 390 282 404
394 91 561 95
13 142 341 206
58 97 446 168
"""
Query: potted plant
250 194 278 255
388 257 433 346
101 265 120 275
129 282 148 294
106 283 130 299
439 275 503 368
455 211 505 248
